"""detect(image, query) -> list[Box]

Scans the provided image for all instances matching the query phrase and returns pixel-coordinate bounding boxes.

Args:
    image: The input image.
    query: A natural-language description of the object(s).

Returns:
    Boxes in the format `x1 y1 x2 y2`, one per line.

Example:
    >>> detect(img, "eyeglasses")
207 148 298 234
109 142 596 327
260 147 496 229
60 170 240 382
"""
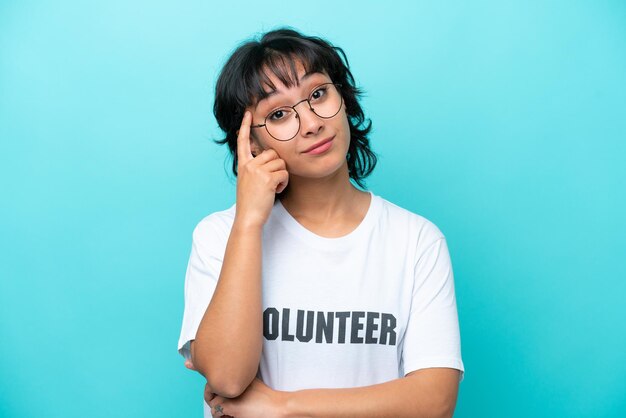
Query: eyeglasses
250 82 343 141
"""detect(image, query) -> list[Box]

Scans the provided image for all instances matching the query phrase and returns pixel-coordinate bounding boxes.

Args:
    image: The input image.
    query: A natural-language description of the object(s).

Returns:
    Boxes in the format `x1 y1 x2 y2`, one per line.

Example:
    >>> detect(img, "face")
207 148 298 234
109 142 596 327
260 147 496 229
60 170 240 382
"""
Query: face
246 61 351 180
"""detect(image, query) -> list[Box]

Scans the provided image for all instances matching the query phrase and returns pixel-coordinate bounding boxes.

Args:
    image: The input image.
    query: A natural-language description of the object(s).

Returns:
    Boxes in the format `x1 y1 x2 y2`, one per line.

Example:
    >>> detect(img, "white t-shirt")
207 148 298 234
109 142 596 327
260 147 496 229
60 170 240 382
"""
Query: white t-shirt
178 190 465 415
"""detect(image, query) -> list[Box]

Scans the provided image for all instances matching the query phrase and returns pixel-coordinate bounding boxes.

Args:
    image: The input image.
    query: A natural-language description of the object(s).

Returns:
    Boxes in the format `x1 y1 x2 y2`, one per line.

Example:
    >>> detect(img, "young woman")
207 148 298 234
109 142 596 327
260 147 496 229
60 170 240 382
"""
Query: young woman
178 27 465 418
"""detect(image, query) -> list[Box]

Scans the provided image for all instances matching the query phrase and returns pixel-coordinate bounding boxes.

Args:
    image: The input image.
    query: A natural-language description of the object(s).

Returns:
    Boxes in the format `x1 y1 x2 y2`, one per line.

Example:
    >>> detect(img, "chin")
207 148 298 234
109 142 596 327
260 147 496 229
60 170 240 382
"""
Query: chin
299 154 348 178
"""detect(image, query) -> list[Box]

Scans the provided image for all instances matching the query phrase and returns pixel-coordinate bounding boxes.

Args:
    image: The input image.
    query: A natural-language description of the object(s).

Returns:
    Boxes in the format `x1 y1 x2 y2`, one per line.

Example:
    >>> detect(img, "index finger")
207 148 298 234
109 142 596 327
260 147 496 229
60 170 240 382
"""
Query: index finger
236 111 253 165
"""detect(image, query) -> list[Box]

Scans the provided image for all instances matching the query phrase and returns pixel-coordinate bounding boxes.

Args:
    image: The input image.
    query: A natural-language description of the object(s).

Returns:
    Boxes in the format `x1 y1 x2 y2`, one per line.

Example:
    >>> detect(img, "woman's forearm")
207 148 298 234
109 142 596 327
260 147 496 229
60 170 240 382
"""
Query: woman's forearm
281 369 460 418
192 219 264 398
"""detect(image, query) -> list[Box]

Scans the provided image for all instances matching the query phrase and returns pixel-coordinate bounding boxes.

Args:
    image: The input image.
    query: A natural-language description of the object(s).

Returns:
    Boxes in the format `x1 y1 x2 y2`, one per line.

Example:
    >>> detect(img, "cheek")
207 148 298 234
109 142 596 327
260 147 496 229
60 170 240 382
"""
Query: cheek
269 144 295 163
340 106 350 128
253 134 275 154
341 114 351 145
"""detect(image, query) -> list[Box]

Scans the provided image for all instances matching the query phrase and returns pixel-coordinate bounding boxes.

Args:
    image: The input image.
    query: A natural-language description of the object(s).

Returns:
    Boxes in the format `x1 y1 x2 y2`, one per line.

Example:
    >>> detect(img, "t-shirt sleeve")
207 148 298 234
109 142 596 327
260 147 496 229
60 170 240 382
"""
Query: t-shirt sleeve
177 217 225 362
401 232 465 382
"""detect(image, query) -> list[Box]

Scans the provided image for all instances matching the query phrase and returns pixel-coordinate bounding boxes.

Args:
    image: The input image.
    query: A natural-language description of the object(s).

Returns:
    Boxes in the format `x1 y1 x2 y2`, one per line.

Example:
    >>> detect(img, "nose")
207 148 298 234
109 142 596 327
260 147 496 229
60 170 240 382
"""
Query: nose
294 100 324 137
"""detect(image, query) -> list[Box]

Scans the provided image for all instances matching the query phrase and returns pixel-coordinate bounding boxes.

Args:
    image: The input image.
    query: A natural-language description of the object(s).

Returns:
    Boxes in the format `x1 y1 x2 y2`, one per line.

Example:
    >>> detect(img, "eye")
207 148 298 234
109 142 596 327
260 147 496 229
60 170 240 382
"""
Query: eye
310 85 328 101
268 107 293 122
269 109 284 120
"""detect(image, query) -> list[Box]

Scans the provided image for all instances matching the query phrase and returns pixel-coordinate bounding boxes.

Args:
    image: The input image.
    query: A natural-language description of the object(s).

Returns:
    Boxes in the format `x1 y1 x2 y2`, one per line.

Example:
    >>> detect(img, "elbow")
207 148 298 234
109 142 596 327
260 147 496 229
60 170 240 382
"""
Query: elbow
422 404 453 418
439 408 455 418
206 375 248 399
432 397 457 418
192 356 252 398
421 388 456 418
190 341 257 398
432 377 459 418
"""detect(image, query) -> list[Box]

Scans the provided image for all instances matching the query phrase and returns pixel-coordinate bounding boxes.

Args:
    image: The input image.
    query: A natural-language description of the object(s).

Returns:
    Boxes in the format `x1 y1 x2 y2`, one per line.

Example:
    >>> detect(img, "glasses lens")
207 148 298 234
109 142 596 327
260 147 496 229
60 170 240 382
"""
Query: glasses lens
265 107 300 141
309 83 342 119
264 83 343 141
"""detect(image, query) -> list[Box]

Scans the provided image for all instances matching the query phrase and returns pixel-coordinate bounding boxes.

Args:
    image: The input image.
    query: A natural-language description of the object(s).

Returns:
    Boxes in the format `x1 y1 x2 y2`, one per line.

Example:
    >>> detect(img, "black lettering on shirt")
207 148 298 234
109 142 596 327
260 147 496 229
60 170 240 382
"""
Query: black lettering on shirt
296 309 314 342
263 307 279 340
316 311 334 343
263 307 397 346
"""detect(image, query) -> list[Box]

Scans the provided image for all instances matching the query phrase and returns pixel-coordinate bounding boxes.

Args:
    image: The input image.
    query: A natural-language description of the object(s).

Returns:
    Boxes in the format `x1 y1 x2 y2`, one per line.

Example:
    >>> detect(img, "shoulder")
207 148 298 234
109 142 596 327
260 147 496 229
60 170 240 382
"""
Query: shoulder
376 195 446 245
191 203 237 245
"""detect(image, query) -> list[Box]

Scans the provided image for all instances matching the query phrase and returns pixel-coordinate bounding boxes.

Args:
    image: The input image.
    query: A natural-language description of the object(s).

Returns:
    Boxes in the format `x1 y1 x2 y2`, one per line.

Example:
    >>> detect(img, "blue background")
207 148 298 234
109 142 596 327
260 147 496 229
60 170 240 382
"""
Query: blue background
1 1 625 417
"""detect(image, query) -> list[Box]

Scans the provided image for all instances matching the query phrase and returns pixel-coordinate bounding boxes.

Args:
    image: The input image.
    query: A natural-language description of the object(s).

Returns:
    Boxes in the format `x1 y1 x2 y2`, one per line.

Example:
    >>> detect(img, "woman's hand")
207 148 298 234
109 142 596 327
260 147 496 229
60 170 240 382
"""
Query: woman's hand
184 359 287 418
208 377 287 418
235 110 289 229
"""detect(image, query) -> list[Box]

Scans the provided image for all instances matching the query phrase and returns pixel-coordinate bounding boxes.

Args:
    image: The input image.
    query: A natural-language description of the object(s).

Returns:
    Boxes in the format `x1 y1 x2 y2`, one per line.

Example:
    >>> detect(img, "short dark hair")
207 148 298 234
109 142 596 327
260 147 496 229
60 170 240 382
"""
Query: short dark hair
212 27 378 189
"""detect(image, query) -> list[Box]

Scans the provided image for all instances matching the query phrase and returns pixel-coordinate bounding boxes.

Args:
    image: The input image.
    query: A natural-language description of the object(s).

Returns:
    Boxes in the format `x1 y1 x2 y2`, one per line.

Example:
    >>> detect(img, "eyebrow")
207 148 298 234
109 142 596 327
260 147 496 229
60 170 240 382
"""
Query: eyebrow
255 72 323 107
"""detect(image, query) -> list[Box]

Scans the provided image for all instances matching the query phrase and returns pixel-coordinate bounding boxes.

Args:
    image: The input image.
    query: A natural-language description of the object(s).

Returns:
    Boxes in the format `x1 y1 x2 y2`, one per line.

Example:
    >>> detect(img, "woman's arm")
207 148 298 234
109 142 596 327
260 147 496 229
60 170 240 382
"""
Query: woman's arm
203 367 460 418
281 367 460 418
191 220 264 398
190 111 289 399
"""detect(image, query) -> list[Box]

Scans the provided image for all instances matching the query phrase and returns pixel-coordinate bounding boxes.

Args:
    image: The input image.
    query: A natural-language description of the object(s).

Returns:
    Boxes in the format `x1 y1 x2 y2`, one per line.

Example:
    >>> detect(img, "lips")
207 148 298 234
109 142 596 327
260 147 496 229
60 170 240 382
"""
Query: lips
303 136 335 153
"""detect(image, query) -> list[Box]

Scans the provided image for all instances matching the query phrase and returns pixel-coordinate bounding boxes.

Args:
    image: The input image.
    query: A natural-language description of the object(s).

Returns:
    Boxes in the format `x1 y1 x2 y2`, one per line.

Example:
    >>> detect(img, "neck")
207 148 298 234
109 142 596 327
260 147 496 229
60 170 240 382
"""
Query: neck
278 160 366 221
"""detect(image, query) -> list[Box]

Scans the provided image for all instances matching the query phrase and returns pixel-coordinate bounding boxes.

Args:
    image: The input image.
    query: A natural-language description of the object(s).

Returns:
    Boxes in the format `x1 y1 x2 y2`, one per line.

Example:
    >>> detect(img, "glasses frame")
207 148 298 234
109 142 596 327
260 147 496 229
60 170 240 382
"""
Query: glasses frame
250 82 343 141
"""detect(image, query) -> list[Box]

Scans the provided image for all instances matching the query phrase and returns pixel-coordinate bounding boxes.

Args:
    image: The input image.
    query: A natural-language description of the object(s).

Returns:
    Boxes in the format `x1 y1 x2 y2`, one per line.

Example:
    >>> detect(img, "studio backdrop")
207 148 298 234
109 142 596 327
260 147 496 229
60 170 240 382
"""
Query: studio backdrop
0 1 624 417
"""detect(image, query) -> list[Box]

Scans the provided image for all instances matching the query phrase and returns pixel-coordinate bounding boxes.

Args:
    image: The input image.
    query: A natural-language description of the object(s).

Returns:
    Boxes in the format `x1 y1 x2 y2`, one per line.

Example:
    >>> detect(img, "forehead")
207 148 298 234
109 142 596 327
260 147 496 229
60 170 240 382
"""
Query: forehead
252 61 330 108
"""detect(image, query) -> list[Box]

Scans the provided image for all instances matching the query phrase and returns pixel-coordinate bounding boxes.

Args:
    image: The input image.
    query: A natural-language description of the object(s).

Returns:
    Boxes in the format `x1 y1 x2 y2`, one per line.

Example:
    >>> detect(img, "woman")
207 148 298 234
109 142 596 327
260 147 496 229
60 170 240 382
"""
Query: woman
178 27 465 418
